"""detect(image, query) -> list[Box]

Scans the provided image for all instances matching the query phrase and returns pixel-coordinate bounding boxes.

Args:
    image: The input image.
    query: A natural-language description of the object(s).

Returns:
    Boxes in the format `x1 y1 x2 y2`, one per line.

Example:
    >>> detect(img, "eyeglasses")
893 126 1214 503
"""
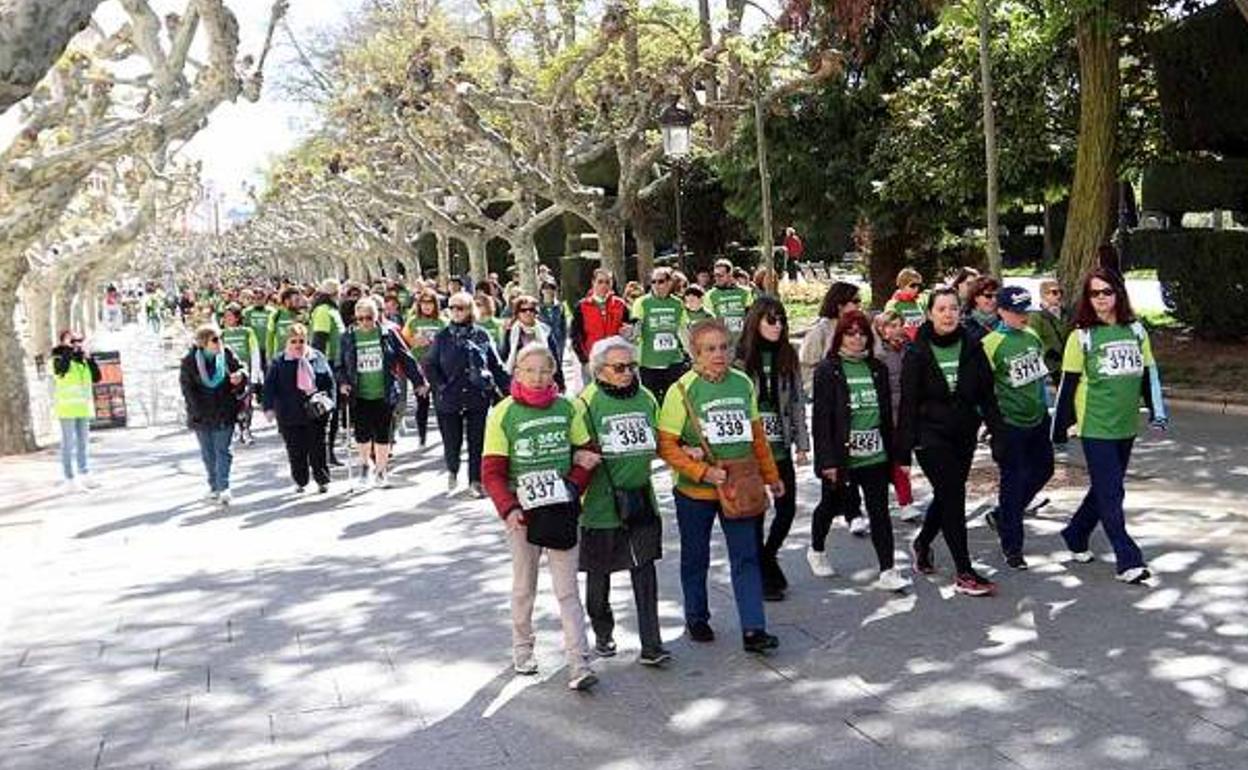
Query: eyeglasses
209 336 221 343
701 343 730 353
289 338 306 344
844 329 867 338
1088 287 1116 298
605 362 638 374
763 314 786 325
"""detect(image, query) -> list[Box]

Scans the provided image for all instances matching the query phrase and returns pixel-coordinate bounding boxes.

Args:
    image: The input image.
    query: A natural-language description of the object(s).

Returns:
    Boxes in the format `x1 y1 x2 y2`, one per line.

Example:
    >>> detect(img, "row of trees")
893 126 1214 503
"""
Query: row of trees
0 0 288 454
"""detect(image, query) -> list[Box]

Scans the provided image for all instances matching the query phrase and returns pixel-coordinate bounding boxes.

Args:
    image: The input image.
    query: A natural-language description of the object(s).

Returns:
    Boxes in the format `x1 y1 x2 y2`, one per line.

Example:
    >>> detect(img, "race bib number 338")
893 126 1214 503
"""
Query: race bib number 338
602 415 656 454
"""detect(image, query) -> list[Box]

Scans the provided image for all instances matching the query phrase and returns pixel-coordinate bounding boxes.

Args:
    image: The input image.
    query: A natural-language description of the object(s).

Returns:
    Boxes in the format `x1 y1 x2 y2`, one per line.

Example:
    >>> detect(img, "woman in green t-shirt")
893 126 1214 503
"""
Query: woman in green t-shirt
402 289 445 446
1052 268 1168 585
811 311 909 593
573 337 671 666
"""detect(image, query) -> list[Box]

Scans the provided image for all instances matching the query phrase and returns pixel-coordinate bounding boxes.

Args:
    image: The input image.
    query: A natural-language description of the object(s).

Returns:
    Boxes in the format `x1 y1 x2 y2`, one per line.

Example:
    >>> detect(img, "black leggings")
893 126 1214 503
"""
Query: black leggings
437 409 487 482
640 364 688 407
811 479 861 552
843 463 895 570
915 444 975 574
279 419 330 487
415 392 431 442
756 458 798 559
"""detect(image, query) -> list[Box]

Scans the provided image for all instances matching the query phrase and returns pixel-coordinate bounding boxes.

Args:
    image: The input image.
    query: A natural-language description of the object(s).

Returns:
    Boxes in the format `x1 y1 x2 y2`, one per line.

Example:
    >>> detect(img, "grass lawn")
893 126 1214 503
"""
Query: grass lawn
1151 328 1248 397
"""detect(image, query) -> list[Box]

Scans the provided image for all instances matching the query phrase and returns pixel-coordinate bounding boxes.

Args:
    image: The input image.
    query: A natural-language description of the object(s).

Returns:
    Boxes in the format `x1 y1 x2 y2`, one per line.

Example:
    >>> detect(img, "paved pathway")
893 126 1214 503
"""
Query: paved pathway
2 401 1247 769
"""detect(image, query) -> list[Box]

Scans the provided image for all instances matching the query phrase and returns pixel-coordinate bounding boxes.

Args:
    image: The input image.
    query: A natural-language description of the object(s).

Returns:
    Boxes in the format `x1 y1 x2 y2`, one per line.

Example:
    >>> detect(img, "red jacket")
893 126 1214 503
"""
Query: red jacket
570 292 629 362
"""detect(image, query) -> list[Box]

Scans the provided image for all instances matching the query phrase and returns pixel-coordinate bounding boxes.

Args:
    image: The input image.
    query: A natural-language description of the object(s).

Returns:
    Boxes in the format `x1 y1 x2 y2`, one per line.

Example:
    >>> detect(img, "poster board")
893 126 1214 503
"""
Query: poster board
91 351 128 429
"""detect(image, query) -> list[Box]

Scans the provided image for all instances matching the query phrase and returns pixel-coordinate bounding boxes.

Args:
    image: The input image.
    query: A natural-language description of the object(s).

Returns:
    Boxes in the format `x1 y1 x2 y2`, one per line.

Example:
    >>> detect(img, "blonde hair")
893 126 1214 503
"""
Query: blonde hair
896 267 923 289
286 322 309 341
688 318 729 354
195 324 221 347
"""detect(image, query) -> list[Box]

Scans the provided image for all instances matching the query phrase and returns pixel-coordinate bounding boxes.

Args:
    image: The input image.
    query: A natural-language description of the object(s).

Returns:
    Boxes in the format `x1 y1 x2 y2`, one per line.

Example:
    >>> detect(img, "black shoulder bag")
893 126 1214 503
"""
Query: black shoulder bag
578 396 659 529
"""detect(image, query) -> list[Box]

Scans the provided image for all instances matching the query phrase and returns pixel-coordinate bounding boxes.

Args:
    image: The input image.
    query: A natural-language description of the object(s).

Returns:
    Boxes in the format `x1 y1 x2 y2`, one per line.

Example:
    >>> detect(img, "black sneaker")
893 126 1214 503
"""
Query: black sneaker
594 637 617 657
638 647 673 666
686 621 715 643
911 537 936 574
762 581 785 602
1005 553 1029 570
742 630 780 654
985 508 1000 532
328 454 344 467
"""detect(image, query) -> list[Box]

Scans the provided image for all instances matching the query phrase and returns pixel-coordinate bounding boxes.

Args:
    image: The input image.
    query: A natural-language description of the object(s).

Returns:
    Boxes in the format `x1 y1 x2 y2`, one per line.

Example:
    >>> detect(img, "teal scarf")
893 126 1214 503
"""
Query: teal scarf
196 348 226 388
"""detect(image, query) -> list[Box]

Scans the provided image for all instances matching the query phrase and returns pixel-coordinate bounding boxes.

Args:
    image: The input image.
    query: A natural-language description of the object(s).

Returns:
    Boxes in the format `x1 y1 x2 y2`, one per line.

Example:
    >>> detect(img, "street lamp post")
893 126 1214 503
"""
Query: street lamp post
659 102 693 276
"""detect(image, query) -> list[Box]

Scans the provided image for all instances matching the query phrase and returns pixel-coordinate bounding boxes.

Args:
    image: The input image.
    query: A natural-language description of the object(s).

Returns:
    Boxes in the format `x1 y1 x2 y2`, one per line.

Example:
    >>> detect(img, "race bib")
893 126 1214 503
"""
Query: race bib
602 414 656 454
517 469 570 510
653 332 679 352
724 316 745 333
902 309 924 327
357 345 383 373
1007 349 1048 388
1099 341 1143 378
848 429 883 458
760 411 784 443
705 408 752 445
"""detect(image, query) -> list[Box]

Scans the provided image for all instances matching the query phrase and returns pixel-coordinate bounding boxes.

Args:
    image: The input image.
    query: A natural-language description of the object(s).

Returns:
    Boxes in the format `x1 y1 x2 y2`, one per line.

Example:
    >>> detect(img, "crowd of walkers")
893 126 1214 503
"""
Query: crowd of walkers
53 258 1169 692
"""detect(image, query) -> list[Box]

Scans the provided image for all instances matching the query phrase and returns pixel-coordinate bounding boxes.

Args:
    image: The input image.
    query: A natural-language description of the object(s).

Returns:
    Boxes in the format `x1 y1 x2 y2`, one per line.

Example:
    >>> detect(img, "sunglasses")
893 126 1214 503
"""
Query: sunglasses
289 338 306 344
1088 287 1116 298
450 304 471 311
907 283 922 290
763 314 786 325
653 278 670 285
980 291 998 299
518 307 536 314
605 362 638 374
70 338 84 344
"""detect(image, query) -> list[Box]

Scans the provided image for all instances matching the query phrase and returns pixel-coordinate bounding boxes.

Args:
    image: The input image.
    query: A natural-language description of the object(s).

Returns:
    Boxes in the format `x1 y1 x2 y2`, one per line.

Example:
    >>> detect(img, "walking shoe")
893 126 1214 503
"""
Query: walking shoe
985 508 1000 532
513 655 538 676
638 647 673 667
849 517 870 537
763 584 785 602
742 630 780 654
1117 567 1151 584
686 621 715 643
204 489 220 502
1025 497 1050 516
806 547 836 578
328 453 344 467
1069 550 1095 564
293 485 306 494
80 475 101 490
954 571 997 597
899 504 924 523
465 482 485 499
376 470 392 489
1005 553 1029 570
874 567 911 592
911 538 936 574
445 472 457 495
594 637 617 658
316 483 329 494
218 489 232 507
568 669 599 691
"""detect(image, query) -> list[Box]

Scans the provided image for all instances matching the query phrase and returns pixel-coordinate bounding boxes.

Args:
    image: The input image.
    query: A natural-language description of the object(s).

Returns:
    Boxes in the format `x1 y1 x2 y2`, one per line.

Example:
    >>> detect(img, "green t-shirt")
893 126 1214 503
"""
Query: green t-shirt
479 317 504 347
404 316 445 353
311 303 346 362
221 326 255 363
983 326 1048 428
706 286 753 337
885 296 926 336
483 396 590 511
266 307 305 359
354 328 386 401
932 340 962 392
245 306 270 347
842 358 886 468
657 368 760 494
631 294 685 369
1062 323 1155 439
573 382 660 529
756 351 789 462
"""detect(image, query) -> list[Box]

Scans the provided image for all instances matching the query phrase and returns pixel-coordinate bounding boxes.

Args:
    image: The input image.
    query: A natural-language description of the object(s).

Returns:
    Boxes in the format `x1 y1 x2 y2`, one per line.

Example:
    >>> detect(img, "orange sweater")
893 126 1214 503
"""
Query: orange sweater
658 418 781 501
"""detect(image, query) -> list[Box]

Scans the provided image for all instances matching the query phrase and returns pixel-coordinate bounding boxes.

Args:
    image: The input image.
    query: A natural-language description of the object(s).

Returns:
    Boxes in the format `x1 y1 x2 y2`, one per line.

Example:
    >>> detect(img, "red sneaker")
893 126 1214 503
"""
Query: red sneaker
954 571 997 597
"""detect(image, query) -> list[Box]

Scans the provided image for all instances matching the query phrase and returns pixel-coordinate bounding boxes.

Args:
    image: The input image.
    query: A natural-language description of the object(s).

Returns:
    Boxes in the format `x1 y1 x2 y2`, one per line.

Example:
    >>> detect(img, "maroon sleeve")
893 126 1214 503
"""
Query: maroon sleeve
567 463 594 492
481 455 521 521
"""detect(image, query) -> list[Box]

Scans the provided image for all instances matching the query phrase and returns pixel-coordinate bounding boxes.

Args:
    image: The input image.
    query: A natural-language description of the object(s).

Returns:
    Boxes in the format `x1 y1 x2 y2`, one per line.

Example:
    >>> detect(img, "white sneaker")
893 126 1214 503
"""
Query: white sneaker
513 655 538 676
446 472 458 495
465 482 485 499
69 477 88 493
849 517 870 537
218 490 232 507
204 489 219 502
806 547 836 578
376 469 392 489
567 669 598 691
874 567 911 592
1117 566 1151 584
1069 550 1095 564
899 504 923 523
80 476 101 490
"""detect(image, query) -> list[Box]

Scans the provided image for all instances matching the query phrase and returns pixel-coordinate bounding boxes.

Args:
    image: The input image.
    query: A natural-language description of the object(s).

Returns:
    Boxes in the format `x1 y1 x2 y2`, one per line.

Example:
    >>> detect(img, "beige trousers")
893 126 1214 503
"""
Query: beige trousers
509 528 590 674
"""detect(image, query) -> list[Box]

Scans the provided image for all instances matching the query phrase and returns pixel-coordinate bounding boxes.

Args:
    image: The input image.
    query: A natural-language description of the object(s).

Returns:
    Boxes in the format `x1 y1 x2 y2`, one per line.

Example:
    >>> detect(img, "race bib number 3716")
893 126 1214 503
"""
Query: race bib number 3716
1098 341 1143 378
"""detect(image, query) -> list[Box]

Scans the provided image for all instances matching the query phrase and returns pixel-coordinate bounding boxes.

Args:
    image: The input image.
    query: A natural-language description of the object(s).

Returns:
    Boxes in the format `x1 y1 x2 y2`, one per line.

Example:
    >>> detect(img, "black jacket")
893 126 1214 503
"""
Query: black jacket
422 322 510 414
262 349 337 427
812 353 896 474
179 346 248 430
895 322 1003 465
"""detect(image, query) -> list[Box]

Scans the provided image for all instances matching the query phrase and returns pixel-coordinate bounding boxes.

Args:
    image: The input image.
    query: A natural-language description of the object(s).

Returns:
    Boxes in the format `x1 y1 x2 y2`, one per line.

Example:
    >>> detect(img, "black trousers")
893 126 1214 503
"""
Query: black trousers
811 478 862 552
586 562 662 654
280 419 330 488
915 444 975 574
843 463 895 570
640 364 688 406
437 408 487 483
756 458 797 586
327 406 341 456
415 392 432 443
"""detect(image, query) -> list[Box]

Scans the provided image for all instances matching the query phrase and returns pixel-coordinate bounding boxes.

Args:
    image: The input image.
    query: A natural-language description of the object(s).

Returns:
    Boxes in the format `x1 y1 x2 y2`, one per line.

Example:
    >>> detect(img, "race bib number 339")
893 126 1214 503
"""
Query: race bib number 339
706 408 752 445
517 469 570 510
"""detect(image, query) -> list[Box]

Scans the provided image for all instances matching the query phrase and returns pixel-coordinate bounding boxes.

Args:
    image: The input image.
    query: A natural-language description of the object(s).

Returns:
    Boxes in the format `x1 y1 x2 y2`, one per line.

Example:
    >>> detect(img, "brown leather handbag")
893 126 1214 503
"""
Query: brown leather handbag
678 383 768 519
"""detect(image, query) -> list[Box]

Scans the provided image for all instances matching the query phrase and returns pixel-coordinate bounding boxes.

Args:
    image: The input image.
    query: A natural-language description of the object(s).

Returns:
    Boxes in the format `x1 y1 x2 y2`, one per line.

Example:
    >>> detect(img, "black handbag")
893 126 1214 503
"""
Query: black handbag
579 396 659 529
525 499 579 550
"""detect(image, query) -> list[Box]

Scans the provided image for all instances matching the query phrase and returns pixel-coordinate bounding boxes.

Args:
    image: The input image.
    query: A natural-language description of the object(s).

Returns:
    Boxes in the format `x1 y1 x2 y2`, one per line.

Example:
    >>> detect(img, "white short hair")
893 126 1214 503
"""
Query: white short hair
514 342 556 373
589 336 637 379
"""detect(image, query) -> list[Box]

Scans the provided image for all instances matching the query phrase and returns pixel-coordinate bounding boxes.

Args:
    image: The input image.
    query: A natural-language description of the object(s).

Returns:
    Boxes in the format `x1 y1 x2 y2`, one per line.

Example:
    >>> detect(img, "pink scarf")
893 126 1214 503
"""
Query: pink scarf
510 379 559 409
285 349 316 395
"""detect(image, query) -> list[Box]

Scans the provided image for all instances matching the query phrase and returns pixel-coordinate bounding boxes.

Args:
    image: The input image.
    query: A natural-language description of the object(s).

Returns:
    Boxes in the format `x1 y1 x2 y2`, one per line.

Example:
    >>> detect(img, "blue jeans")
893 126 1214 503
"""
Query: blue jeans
674 491 766 633
59 418 90 479
1063 438 1143 572
997 419 1055 557
195 426 235 493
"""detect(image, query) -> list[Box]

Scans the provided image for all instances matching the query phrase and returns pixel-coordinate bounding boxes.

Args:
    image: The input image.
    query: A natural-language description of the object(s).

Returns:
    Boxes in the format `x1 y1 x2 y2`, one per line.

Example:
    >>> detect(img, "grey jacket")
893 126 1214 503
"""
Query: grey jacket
742 363 811 456
873 338 905 422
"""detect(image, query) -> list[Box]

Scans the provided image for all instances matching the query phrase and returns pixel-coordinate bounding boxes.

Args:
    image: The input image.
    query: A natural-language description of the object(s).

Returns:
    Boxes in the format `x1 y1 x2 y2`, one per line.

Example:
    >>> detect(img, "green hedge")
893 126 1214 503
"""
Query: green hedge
1153 230 1248 339
1150 0 1248 156
1141 159 1248 216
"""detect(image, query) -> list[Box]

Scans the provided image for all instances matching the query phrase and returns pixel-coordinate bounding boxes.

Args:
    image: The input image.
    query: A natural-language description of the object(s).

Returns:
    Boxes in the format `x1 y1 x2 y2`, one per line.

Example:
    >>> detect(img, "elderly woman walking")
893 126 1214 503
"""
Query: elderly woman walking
180 325 249 505
658 319 784 653
482 343 601 690
263 323 337 494
574 337 671 666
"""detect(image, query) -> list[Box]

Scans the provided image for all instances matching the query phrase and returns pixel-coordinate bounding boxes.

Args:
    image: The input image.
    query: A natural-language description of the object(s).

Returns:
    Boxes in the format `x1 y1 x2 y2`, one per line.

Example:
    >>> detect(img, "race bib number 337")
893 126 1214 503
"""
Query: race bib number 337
517 469 570 510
